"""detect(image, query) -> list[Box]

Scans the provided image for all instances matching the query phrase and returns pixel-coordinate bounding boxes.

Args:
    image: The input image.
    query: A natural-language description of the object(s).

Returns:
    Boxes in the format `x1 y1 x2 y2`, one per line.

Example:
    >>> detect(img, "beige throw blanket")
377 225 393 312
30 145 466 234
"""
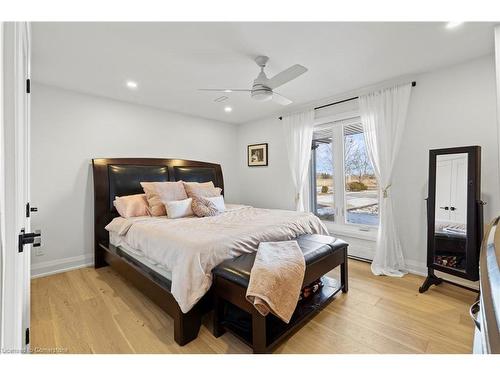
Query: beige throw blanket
246 241 305 323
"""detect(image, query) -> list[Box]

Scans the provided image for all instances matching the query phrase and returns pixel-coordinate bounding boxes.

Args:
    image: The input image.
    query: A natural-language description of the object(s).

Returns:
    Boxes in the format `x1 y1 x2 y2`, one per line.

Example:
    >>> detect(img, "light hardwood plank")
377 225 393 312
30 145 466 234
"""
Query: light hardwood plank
30 260 476 354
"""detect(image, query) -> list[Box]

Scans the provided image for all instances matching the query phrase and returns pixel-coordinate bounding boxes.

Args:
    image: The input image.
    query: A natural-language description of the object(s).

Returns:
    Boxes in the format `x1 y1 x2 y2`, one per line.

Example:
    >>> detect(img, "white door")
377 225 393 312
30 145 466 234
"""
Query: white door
450 155 468 225
435 158 453 222
1 22 32 353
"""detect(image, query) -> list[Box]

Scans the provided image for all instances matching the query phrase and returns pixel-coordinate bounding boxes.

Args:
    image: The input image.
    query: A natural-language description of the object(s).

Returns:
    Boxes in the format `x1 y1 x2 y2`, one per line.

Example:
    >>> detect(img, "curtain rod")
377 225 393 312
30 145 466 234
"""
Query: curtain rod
278 81 416 120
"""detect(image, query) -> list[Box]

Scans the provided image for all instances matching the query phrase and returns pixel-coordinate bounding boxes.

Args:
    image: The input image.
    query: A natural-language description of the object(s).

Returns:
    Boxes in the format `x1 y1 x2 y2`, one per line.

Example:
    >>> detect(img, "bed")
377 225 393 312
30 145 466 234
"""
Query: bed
92 158 327 346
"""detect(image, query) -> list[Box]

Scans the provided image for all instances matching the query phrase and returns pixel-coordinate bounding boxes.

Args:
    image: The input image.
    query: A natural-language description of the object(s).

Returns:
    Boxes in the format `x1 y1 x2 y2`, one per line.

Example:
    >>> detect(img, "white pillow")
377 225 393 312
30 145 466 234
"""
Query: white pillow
165 198 193 219
206 195 225 213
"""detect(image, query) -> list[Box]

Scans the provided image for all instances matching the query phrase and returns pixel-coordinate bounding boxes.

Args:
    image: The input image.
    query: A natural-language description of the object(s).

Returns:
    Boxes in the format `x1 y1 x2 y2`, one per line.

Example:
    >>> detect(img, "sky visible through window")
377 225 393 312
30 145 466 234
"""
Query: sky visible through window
316 133 374 176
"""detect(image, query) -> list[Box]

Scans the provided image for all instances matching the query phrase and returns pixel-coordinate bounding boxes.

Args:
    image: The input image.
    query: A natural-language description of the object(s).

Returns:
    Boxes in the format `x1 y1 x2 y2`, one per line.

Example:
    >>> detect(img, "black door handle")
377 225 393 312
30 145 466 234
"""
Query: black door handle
449 206 456 211
439 206 449 210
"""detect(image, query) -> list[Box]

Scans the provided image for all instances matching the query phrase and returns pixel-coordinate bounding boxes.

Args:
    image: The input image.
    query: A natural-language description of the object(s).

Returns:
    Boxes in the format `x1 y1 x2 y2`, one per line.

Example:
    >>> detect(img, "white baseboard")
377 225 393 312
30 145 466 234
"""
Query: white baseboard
405 259 479 290
31 253 94 278
405 259 428 276
348 248 374 261
343 235 376 261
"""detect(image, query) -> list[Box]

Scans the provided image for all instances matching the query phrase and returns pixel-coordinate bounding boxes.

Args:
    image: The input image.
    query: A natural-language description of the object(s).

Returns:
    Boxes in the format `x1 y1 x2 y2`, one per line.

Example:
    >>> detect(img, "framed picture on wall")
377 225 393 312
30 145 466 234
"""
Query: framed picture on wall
247 143 268 167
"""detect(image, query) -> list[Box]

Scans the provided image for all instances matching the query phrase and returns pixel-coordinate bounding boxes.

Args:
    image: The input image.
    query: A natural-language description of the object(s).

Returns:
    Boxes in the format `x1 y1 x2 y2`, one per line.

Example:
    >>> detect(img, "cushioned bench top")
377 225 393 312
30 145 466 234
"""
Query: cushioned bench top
213 234 347 288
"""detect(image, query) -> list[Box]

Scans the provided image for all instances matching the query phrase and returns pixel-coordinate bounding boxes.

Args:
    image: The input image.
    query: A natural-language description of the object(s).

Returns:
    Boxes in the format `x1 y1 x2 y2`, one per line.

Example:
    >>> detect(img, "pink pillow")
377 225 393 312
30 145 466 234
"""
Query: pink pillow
183 181 222 198
113 194 150 218
140 181 188 216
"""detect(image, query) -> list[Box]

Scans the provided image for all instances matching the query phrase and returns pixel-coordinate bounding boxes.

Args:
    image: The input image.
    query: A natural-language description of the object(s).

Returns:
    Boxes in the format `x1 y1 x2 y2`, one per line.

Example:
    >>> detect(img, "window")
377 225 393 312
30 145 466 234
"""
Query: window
343 124 379 225
312 139 335 221
311 118 379 227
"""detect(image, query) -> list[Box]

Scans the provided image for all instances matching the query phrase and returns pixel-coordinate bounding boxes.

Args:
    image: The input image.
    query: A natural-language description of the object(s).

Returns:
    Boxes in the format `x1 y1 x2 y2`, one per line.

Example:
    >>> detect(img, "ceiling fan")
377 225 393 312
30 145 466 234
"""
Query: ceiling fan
198 56 308 106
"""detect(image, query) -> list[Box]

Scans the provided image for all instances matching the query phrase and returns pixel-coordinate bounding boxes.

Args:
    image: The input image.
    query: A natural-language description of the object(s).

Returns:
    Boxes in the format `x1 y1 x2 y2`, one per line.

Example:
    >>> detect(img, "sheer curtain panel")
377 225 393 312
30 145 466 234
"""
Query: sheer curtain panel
282 110 315 212
359 83 412 276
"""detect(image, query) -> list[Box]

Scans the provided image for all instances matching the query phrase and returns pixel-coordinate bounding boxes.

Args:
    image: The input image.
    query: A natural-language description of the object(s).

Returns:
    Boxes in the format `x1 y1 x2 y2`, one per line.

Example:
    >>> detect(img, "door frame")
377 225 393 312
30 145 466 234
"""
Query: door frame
1 21 31 353
0 21 3 352
496 26 500 198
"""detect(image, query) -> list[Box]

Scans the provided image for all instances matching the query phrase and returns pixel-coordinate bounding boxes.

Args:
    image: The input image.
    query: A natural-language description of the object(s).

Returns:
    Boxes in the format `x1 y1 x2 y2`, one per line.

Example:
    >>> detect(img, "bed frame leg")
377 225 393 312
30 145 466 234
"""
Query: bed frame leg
252 311 267 354
174 308 202 346
341 249 348 293
212 292 226 337
94 244 108 269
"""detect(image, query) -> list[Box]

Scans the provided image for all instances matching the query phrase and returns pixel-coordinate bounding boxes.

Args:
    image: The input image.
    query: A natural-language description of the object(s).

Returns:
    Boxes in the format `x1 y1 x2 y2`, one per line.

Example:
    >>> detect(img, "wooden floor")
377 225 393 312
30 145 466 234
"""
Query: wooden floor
31 260 477 354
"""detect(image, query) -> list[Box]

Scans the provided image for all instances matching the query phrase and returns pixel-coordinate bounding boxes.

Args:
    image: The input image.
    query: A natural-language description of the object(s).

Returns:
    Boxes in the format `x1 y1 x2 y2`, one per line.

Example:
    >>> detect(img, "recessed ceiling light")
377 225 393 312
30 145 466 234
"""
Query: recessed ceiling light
224 89 232 93
126 80 138 89
445 22 464 29
224 106 232 113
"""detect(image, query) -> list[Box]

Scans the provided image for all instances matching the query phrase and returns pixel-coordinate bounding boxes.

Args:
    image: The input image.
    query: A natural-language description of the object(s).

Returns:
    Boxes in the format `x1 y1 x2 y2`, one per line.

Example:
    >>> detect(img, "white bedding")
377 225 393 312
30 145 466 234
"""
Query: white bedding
109 232 172 280
105 204 328 313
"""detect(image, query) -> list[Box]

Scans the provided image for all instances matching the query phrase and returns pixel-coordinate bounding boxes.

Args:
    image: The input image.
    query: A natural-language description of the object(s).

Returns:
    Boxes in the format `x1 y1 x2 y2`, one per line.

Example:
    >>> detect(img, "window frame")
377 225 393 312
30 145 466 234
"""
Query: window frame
309 137 334 219
310 113 379 238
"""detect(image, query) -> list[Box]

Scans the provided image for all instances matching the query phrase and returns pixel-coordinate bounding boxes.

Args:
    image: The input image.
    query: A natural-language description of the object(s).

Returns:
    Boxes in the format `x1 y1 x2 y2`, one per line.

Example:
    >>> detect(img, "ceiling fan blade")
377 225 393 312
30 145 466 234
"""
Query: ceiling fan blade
266 64 308 89
272 92 293 106
198 89 251 92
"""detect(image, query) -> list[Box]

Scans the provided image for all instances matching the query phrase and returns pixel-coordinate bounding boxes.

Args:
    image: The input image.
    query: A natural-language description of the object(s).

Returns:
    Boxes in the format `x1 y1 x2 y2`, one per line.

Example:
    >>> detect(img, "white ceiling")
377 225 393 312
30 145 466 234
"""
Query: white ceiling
32 22 497 124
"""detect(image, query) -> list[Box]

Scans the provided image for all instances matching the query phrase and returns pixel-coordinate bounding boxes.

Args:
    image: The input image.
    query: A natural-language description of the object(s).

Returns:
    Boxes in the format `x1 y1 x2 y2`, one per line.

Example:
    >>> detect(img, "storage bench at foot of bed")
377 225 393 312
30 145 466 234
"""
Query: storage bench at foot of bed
211 234 348 354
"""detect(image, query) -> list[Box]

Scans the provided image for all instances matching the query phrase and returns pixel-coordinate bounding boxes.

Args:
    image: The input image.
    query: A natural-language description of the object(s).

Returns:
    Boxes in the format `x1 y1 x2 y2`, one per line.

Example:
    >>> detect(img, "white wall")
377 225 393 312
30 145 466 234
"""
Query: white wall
393 55 499 272
237 55 500 273
237 116 295 210
30 83 239 277
235 99 362 211
31 55 500 278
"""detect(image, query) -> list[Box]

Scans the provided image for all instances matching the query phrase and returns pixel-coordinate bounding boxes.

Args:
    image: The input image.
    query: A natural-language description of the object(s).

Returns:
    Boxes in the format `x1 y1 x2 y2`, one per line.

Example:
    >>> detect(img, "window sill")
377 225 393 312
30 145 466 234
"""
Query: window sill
321 221 378 241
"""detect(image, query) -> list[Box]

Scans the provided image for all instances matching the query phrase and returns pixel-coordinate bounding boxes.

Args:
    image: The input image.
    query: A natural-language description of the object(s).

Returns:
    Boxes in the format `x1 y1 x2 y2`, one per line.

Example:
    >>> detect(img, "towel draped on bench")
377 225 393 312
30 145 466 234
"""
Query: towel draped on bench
245 240 306 323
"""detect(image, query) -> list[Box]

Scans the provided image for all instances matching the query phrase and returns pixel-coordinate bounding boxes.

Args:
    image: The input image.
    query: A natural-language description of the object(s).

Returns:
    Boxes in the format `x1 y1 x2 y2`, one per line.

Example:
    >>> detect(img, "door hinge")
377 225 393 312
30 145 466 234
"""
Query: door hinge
25 328 30 345
18 229 42 253
26 202 38 218
26 78 31 94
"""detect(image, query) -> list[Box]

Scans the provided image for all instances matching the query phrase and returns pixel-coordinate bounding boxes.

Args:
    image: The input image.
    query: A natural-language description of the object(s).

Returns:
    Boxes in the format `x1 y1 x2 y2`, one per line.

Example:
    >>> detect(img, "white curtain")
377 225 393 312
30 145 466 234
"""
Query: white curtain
359 83 412 277
282 110 315 212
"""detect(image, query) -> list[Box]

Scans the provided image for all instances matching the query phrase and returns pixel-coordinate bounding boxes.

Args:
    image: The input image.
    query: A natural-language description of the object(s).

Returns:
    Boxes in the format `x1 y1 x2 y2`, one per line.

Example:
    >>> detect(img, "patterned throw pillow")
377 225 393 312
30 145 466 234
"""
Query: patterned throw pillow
191 196 219 217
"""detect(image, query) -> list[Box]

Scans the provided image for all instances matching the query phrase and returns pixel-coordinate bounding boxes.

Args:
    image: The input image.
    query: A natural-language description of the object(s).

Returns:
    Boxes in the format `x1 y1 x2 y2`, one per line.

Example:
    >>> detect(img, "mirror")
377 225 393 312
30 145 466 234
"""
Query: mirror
433 153 468 271
420 146 482 293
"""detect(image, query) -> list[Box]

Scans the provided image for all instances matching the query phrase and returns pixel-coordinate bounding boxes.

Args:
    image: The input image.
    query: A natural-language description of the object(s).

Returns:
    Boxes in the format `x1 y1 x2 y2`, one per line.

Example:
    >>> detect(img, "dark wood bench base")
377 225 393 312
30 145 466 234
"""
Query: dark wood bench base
212 236 348 354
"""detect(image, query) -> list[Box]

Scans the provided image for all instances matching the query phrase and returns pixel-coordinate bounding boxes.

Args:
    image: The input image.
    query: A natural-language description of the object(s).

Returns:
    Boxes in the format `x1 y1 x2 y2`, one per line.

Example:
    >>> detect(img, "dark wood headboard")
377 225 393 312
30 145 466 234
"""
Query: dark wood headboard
92 158 224 266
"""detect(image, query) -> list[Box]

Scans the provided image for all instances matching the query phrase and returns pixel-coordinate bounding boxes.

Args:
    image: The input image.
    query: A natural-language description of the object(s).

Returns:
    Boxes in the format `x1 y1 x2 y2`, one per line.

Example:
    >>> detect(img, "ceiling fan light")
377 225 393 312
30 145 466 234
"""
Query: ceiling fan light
251 89 273 101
